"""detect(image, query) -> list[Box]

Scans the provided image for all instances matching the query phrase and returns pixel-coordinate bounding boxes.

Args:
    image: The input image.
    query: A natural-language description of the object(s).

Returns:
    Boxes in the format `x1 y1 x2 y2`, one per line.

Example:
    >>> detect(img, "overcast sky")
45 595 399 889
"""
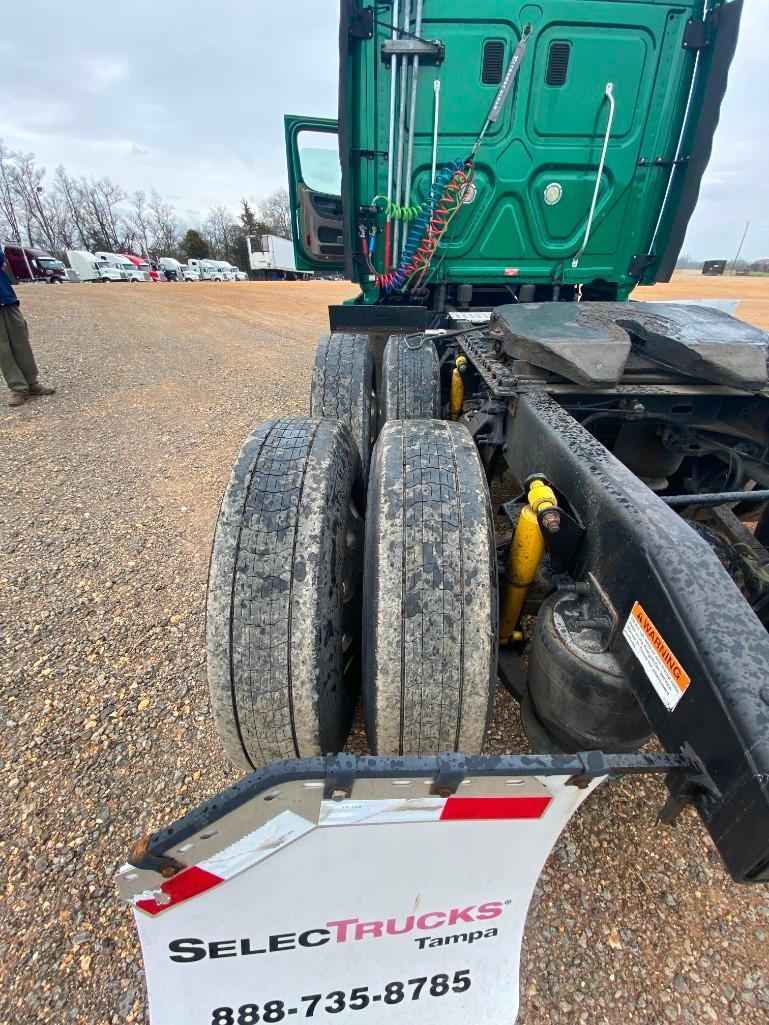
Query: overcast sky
2 0 766 260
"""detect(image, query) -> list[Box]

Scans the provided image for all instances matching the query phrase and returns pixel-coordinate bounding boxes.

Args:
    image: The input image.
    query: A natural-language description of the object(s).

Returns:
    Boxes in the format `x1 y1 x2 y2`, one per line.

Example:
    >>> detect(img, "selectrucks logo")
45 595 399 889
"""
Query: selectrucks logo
168 901 506 963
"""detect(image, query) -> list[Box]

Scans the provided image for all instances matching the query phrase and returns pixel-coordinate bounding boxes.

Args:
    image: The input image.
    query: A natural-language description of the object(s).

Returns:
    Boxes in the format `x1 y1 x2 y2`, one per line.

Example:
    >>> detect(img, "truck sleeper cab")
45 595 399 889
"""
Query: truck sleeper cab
187 258 223 281
119 253 154 282
213 260 237 281
95 252 146 282
65 250 124 282
4 244 67 283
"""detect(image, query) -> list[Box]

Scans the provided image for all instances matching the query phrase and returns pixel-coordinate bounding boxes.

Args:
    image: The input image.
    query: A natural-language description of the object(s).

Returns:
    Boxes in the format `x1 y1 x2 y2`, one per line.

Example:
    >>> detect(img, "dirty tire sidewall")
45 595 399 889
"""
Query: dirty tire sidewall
363 419 498 754
380 334 440 426
310 332 375 491
207 416 362 769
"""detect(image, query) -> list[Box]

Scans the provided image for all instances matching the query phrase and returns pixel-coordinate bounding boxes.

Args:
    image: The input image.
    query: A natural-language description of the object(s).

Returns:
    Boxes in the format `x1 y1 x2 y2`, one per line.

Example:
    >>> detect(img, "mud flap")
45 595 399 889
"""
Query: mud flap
117 757 604 1025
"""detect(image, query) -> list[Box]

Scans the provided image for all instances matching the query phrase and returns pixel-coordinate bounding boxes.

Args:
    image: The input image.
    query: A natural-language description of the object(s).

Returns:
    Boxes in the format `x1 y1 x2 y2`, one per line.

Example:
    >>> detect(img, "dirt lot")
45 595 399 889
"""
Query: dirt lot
640 271 769 330
1 276 768 1025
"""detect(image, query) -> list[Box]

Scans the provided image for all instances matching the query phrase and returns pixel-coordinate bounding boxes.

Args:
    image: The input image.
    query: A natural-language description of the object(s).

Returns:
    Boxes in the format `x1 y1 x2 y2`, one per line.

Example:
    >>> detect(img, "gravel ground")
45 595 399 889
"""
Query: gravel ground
1 280 768 1025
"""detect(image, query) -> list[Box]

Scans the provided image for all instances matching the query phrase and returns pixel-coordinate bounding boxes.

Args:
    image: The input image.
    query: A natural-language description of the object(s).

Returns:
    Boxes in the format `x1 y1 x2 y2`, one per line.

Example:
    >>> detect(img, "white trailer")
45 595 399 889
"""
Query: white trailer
246 234 312 279
66 250 125 283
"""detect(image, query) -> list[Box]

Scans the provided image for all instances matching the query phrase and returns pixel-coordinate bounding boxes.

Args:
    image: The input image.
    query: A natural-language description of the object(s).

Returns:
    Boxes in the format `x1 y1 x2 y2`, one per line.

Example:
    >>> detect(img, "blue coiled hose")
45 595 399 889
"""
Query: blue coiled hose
380 157 467 294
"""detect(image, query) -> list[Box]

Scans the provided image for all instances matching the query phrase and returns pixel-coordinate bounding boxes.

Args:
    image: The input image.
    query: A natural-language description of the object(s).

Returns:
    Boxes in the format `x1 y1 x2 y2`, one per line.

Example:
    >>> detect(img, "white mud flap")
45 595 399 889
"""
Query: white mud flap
117 759 604 1025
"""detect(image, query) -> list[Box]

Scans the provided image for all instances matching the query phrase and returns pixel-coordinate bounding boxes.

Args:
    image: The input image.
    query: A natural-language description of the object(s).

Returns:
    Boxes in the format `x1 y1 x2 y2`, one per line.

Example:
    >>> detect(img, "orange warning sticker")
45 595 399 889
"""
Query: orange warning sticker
622 601 691 711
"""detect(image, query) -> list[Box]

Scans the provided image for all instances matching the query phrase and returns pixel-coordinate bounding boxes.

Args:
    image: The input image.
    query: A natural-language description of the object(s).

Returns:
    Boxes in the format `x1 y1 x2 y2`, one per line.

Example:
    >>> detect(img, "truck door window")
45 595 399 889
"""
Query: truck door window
297 131 342 196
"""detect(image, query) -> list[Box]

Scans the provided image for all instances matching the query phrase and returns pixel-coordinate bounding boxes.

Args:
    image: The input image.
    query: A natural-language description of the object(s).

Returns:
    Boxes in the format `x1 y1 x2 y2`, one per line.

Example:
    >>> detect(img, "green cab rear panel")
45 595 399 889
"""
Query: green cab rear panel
330 0 741 296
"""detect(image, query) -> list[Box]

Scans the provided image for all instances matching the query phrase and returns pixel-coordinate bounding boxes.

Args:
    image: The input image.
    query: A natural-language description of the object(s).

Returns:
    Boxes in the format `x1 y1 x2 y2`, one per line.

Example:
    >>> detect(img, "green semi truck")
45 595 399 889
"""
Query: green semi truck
203 0 769 882
122 5 769 1021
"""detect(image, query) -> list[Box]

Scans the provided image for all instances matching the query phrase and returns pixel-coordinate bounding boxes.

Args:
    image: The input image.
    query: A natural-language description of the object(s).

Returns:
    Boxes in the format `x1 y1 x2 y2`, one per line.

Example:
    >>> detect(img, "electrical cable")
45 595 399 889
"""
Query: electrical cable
375 157 470 294
373 196 423 222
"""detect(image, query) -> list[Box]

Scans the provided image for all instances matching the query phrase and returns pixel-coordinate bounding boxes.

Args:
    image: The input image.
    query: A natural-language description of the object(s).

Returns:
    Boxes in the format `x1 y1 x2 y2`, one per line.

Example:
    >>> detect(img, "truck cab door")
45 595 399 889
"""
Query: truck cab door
284 115 345 273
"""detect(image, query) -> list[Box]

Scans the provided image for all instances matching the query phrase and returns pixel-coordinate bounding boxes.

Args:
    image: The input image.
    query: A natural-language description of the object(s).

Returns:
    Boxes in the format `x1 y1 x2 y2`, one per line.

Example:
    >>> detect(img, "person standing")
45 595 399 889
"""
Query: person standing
0 249 56 407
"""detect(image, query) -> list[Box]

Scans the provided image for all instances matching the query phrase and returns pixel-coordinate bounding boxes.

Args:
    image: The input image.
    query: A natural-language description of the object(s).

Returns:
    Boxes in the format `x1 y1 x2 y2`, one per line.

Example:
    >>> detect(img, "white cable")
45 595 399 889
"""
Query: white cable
392 0 412 261
402 0 424 254
431 79 441 184
572 82 615 269
385 0 400 220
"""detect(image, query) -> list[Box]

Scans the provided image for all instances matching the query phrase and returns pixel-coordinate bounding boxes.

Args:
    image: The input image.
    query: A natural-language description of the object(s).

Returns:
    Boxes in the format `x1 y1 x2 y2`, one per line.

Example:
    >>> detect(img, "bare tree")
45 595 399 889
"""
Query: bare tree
0 141 25 243
38 188 76 253
81 177 127 251
258 188 292 240
129 190 152 259
10 151 61 250
204 204 240 261
53 167 91 250
0 137 294 265
148 190 179 257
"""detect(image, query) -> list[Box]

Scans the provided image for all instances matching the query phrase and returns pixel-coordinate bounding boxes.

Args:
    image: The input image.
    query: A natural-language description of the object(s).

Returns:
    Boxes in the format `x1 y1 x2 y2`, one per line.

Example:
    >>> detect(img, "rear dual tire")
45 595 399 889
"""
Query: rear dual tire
380 333 440 425
206 417 363 769
363 419 498 754
310 332 375 488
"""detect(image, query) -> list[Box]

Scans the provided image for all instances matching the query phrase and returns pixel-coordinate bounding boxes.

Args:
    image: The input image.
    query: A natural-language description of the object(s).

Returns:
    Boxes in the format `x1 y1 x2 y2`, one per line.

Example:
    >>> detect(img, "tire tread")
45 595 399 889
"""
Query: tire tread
364 419 497 754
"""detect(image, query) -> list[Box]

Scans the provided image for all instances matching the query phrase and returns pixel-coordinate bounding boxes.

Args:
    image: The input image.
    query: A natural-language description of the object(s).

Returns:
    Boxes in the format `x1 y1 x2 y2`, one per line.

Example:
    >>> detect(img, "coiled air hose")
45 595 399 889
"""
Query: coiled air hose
375 157 470 294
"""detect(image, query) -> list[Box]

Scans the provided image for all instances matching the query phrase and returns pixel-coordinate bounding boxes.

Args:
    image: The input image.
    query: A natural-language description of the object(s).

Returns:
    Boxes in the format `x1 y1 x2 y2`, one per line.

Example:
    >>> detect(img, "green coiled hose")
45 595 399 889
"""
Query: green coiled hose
372 195 422 222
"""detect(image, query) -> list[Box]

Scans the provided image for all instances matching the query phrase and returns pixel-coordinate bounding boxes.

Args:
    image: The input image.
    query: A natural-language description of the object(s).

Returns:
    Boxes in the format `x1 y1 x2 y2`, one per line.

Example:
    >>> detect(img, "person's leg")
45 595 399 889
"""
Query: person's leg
0 307 31 396
4 305 39 387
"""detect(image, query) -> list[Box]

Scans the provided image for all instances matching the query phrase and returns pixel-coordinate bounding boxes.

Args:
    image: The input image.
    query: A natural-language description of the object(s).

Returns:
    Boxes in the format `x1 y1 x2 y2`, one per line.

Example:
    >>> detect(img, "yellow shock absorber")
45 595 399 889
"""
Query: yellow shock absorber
449 355 467 421
499 477 560 644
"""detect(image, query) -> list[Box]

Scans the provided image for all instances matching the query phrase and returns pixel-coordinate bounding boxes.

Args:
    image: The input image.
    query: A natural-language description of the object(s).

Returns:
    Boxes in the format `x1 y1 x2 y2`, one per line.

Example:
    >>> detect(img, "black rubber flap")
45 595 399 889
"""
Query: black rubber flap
491 303 631 387
491 301 769 390
613 302 769 390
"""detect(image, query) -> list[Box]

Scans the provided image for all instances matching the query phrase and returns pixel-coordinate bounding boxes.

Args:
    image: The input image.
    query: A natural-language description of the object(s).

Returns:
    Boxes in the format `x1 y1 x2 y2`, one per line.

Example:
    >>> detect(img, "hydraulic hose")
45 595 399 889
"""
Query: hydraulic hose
376 157 469 294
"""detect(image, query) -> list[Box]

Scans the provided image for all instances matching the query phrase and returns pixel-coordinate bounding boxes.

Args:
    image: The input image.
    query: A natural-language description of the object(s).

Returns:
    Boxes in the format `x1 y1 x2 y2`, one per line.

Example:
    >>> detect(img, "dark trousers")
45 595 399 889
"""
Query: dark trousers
0 304 38 394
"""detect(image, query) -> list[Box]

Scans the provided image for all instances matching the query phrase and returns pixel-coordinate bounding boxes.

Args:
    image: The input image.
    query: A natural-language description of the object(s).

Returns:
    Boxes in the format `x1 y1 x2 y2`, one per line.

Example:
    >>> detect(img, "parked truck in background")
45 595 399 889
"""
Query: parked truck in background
158 257 184 281
224 261 248 281
246 233 311 279
95 252 148 282
65 250 125 282
187 258 224 281
120 253 157 281
4 244 67 283
213 259 237 281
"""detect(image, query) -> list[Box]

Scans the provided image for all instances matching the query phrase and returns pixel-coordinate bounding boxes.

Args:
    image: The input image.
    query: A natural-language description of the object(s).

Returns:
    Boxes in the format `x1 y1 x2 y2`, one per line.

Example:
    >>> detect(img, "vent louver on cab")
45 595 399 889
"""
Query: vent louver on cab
546 42 571 86
482 40 505 84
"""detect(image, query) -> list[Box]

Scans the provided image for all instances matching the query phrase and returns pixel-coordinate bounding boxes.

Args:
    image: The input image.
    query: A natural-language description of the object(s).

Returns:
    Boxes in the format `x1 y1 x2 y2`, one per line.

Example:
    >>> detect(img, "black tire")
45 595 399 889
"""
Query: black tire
380 333 440 425
310 332 376 487
206 417 363 769
363 419 498 754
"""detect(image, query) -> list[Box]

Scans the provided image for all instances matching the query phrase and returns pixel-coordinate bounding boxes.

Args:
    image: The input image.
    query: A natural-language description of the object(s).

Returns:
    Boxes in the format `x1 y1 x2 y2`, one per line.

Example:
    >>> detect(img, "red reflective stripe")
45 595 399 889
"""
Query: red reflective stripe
439 796 551 821
135 866 223 916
